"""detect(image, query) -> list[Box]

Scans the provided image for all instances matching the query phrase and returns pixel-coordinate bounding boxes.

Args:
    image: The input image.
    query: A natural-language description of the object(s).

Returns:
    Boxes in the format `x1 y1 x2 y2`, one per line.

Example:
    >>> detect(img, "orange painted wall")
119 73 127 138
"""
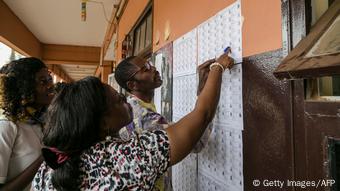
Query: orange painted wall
153 0 233 51
116 0 282 59
242 0 282 56
151 0 281 57
116 0 149 62
0 1 42 57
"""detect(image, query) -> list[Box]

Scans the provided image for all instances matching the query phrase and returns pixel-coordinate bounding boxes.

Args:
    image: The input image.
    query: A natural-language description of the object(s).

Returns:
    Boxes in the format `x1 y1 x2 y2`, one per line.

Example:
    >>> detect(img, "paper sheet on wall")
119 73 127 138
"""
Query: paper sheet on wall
172 28 199 191
197 1 243 190
172 153 197 191
172 1 243 190
172 28 198 120
197 1 242 64
173 29 198 77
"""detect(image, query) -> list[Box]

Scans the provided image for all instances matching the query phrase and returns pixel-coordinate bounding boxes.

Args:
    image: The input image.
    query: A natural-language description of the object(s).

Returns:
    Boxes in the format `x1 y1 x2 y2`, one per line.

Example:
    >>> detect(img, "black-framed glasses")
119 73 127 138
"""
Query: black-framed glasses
126 61 153 81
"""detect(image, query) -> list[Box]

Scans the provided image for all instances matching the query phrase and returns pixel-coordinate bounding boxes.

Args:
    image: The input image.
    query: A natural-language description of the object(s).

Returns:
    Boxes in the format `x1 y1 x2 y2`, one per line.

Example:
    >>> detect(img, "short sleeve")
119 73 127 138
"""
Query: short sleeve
139 130 170 177
141 113 168 131
0 120 17 183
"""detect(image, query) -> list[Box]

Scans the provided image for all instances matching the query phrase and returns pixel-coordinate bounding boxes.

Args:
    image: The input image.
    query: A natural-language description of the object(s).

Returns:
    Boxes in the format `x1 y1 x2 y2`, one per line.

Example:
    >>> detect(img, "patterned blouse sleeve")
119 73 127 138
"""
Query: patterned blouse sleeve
138 130 171 178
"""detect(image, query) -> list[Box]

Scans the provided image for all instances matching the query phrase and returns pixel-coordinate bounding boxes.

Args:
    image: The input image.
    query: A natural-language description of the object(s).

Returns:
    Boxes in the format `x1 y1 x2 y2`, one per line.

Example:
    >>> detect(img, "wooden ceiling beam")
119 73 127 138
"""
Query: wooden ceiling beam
42 44 101 65
47 64 73 82
44 60 98 66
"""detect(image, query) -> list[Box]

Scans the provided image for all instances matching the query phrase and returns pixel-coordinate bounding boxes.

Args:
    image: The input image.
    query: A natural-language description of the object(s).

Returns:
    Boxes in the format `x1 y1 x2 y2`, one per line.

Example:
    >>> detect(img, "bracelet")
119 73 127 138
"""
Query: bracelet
209 62 225 72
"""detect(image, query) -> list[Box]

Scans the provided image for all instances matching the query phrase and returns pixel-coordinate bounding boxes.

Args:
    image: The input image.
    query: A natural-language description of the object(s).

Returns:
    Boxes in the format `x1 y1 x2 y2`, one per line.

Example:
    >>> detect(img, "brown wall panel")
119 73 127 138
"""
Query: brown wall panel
242 49 294 191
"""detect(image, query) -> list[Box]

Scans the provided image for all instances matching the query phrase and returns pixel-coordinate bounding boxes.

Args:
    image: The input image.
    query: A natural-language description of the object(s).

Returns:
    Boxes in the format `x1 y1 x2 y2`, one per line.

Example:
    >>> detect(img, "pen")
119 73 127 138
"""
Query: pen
224 46 241 65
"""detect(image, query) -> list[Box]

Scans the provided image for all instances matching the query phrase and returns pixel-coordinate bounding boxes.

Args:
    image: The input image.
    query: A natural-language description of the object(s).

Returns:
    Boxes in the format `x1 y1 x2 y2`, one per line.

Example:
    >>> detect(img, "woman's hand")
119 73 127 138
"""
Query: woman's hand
197 52 234 95
216 51 235 69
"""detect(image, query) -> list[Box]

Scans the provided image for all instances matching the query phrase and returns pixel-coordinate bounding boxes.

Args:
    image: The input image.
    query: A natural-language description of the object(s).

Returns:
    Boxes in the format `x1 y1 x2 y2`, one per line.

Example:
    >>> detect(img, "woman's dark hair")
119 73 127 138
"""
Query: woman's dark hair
54 82 67 93
114 56 137 91
0 57 47 121
42 76 107 190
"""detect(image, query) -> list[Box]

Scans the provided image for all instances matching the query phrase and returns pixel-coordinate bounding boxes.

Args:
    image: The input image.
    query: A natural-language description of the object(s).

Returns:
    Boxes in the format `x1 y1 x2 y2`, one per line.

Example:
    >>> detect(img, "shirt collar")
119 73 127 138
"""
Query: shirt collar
129 95 157 112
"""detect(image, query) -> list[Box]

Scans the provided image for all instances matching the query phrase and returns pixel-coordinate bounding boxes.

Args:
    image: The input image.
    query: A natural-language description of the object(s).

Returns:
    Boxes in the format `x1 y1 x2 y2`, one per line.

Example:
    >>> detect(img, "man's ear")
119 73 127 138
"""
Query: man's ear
127 80 136 91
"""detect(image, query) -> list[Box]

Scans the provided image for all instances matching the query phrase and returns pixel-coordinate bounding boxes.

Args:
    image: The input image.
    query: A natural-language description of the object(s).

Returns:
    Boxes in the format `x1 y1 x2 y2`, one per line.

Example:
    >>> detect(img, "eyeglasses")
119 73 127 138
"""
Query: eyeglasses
126 61 152 81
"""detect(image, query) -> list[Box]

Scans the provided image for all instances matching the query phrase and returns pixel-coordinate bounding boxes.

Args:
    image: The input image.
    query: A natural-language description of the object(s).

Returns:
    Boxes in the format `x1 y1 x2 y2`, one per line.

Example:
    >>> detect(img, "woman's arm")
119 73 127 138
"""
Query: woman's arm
0 156 43 191
166 53 234 165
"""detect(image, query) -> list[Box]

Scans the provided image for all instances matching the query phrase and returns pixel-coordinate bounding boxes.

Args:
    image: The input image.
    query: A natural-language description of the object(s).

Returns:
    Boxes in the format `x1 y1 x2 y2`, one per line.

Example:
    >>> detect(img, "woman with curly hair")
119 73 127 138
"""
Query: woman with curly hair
0 57 54 191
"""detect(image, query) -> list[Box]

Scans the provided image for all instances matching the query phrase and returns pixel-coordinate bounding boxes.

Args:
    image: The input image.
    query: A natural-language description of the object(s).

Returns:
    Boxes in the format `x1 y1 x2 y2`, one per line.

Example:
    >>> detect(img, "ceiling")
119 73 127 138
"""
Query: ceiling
60 64 98 81
3 0 119 81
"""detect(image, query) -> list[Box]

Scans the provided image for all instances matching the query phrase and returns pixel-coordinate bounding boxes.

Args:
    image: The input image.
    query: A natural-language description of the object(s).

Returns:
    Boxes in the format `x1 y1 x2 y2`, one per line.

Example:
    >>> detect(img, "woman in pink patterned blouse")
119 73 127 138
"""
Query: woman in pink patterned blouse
32 52 234 190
